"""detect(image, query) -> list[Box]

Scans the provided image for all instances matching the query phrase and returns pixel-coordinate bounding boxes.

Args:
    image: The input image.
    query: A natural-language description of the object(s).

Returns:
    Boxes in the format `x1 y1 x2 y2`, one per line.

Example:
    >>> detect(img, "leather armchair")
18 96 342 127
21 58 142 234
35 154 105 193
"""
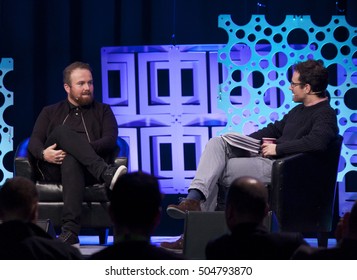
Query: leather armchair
14 137 129 244
215 135 343 247
269 135 343 247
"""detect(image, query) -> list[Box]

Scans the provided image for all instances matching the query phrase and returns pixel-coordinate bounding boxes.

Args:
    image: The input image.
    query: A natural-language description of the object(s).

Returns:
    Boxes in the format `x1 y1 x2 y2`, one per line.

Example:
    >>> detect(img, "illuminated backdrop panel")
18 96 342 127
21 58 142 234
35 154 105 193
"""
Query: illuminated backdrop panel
101 15 356 215
101 45 227 194
218 14 356 216
0 58 13 185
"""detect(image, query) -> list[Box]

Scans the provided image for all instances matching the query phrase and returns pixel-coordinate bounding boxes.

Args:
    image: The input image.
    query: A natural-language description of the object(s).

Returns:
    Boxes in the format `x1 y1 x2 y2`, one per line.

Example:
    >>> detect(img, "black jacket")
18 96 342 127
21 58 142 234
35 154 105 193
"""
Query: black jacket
28 100 118 161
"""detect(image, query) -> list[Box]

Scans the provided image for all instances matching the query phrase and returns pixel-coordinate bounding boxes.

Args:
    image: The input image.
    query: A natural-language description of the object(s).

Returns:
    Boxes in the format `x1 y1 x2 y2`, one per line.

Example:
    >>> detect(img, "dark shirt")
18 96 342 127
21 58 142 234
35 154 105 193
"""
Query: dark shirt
28 100 118 160
206 223 308 260
90 240 184 260
0 220 82 260
249 100 338 157
62 103 88 139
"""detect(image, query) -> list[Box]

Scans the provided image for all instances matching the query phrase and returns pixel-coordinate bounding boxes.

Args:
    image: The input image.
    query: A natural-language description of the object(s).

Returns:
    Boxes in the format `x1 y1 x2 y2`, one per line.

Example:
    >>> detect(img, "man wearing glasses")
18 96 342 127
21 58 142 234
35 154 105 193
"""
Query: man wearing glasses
162 59 339 250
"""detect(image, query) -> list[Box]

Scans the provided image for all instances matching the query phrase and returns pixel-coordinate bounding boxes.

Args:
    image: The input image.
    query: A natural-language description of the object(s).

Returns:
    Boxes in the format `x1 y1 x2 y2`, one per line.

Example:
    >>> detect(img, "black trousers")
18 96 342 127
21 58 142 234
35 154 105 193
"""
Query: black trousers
38 125 109 235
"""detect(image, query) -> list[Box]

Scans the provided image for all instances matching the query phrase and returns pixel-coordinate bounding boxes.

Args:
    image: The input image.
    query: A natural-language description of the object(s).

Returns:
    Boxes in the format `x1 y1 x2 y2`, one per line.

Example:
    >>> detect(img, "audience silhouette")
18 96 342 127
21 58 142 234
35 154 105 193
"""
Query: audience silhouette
0 176 82 259
90 171 183 259
205 176 308 259
293 200 357 259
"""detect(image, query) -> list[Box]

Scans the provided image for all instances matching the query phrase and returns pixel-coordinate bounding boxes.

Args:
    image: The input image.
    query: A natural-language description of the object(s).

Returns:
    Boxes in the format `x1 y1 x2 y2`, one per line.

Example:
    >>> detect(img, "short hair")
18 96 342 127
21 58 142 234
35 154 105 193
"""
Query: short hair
294 59 328 98
63 61 92 85
226 176 268 221
0 177 38 221
109 172 162 232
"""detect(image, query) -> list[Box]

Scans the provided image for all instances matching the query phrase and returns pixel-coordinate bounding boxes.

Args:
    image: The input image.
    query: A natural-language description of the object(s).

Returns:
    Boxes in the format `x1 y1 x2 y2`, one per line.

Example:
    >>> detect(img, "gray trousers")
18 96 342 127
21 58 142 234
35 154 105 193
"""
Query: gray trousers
188 136 273 211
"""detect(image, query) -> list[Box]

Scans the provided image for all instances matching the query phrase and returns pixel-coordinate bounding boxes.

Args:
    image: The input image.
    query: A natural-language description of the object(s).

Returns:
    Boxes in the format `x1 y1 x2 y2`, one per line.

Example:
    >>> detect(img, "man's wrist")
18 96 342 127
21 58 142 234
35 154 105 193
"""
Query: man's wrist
41 150 45 161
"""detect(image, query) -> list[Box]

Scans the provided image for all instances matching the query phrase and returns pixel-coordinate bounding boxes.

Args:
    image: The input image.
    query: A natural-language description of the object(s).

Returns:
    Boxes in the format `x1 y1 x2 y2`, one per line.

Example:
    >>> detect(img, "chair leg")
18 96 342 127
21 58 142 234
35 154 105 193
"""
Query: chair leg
98 228 109 245
317 232 329 248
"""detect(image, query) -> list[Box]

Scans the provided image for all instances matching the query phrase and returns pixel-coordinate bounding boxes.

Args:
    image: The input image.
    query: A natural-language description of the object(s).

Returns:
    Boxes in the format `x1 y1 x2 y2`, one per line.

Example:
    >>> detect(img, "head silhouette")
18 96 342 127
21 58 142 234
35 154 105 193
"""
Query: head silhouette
225 176 269 230
109 171 162 237
0 177 39 223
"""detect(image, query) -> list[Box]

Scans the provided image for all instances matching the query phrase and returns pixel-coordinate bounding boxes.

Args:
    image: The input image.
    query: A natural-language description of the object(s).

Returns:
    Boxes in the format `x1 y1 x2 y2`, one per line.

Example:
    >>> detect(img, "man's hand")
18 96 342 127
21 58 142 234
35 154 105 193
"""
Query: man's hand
261 143 277 158
43 143 67 164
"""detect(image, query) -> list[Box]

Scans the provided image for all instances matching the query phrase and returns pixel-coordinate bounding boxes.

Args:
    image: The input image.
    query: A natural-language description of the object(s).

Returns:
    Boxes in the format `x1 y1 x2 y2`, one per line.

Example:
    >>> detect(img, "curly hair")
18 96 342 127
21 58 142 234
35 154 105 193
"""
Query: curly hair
293 59 328 98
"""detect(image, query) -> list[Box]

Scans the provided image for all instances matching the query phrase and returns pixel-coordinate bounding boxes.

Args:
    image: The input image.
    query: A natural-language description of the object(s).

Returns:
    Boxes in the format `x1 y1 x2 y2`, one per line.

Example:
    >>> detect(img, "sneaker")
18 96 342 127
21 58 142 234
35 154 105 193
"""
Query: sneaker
102 165 127 190
160 235 184 252
166 198 201 219
57 230 80 248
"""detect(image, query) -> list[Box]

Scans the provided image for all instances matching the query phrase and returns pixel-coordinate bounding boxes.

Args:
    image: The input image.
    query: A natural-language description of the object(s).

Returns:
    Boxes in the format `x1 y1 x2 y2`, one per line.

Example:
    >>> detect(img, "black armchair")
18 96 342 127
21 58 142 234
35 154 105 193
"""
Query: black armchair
270 135 343 247
14 136 129 244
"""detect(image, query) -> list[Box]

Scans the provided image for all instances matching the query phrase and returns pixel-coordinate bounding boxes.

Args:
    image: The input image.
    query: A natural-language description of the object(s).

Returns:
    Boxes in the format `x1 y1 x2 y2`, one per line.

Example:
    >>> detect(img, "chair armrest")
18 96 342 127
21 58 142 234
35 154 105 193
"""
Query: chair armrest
271 152 319 191
14 157 35 180
270 139 341 232
115 136 129 167
114 157 128 167
116 136 129 158
14 138 36 181
14 136 130 180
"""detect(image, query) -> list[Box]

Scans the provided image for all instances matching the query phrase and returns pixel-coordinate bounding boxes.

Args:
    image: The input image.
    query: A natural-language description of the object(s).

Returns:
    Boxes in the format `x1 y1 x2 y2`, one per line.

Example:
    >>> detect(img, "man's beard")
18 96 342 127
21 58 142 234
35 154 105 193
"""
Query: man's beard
77 94 93 106
71 91 94 106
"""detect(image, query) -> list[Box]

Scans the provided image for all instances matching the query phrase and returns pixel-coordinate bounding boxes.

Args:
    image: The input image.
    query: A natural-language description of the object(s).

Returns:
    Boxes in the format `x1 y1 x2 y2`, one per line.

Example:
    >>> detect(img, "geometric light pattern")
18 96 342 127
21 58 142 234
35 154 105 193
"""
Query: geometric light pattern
0 58 14 185
100 15 356 215
218 14 357 215
101 45 227 194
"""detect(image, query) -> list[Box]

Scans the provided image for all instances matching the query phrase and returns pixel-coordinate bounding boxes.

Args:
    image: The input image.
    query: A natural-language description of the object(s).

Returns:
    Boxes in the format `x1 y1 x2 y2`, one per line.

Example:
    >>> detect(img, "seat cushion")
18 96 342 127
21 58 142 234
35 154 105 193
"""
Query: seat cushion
37 202 112 228
36 182 109 202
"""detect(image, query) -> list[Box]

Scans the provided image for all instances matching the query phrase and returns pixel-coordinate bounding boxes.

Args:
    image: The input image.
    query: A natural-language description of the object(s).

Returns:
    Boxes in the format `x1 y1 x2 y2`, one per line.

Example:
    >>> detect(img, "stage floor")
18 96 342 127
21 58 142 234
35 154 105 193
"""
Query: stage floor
78 235 181 257
78 235 337 258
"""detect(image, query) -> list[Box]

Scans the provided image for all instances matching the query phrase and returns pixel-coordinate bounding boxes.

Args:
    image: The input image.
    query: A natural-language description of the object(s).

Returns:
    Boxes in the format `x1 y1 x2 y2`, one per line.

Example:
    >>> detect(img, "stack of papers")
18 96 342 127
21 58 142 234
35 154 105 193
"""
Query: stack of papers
221 132 261 154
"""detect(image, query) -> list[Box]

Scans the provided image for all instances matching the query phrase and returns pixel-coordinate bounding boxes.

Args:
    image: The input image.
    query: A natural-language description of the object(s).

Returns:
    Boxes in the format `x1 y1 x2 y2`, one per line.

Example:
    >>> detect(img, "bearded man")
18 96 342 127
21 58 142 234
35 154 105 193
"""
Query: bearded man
28 61 127 246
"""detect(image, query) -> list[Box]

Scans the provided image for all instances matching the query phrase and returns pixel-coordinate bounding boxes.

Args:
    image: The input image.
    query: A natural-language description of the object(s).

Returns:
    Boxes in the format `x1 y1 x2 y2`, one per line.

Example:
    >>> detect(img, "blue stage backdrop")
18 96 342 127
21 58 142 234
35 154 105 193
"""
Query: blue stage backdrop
217 14 357 217
0 58 13 185
100 15 356 215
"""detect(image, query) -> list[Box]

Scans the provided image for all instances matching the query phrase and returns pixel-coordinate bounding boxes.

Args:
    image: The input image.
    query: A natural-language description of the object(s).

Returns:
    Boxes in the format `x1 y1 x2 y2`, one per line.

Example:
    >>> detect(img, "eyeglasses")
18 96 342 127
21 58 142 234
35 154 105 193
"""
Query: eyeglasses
290 81 305 87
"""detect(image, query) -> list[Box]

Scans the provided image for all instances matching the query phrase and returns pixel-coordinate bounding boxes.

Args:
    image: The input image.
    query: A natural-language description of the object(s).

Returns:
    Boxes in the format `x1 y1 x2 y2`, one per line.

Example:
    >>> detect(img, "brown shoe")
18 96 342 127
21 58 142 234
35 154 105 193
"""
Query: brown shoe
166 198 201 219
160 235 184 252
